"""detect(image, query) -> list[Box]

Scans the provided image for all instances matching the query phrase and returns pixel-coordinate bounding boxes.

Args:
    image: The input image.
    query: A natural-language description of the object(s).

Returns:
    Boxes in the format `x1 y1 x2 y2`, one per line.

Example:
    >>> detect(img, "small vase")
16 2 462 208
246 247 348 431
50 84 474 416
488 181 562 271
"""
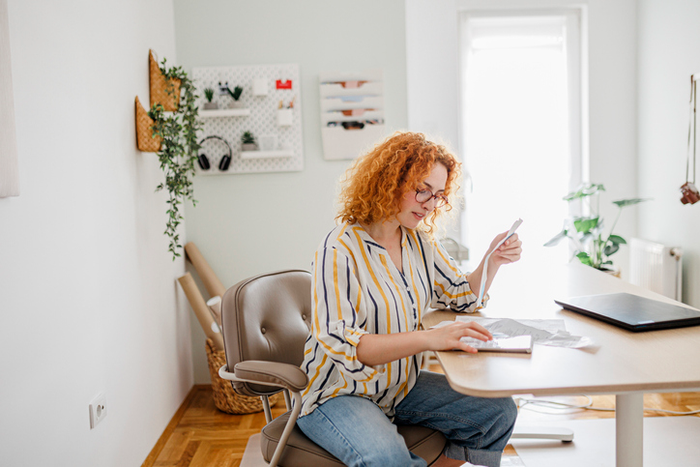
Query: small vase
241 143 257 152
203 102 218 110
230 101 244 109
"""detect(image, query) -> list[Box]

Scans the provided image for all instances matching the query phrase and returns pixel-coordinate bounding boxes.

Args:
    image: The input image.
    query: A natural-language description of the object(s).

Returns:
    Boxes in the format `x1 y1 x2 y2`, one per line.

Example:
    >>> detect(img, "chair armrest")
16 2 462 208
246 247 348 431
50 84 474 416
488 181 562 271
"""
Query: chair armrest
233 360 309 392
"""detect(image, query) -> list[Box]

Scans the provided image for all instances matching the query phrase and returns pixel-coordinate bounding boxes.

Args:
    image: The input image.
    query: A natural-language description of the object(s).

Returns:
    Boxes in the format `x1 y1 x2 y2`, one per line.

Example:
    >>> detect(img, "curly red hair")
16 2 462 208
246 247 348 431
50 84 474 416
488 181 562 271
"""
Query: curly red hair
336 131 461 235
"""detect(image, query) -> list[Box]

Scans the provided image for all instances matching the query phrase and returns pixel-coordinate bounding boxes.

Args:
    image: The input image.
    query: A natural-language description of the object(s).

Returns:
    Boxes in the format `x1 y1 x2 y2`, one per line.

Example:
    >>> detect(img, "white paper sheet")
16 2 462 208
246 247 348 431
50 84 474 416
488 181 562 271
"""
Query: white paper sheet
476 219 522 308
433 316 594 349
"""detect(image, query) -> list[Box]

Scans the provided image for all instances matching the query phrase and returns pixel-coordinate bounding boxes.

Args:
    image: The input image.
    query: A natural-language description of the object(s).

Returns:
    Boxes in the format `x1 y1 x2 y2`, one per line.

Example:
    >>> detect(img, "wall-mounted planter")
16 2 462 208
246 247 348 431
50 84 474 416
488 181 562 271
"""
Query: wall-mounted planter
149 49 180 111
135 96 161 152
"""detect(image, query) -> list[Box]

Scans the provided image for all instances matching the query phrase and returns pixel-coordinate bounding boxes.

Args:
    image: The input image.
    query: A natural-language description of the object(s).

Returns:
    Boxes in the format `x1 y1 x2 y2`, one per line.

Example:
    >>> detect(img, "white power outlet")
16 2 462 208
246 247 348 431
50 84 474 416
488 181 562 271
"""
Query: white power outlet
89 392 107 429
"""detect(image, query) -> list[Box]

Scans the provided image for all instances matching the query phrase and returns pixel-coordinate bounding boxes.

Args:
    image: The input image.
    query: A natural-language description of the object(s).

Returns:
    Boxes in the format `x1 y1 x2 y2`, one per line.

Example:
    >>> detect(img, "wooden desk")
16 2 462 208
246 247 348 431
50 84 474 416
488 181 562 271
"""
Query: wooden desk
422 262 700 467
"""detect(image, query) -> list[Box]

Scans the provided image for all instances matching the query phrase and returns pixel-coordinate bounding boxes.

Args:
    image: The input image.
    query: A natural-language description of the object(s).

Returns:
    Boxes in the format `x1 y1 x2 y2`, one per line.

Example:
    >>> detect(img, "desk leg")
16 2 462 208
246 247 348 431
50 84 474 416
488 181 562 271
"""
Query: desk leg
616 393 644 467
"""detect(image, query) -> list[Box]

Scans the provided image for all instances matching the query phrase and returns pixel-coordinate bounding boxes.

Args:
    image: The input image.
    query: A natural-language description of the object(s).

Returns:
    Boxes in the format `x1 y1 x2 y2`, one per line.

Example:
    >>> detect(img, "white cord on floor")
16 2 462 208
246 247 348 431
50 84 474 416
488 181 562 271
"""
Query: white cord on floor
514 395 700 416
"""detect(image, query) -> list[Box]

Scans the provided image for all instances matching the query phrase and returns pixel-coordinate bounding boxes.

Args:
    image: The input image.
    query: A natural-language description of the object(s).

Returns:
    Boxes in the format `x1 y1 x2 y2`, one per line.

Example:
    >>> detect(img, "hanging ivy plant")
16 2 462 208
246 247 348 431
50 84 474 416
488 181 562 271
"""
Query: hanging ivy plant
148 58 201 259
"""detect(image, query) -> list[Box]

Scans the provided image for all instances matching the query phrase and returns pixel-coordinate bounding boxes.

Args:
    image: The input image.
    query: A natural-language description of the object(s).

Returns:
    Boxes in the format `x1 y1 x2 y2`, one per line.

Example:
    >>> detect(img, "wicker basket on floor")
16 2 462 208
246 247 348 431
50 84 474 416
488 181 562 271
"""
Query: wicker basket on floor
205 338 281 414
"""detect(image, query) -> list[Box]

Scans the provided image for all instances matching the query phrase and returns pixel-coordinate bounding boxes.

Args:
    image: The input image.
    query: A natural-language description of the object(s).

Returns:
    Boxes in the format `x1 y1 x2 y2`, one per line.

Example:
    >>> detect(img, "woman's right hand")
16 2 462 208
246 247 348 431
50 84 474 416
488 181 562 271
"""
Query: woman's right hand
423 321 493 354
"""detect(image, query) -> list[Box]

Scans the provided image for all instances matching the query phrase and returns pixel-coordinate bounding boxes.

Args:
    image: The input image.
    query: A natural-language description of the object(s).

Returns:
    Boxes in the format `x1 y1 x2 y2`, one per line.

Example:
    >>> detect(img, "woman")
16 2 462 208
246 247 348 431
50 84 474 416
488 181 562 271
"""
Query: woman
297 132 522 467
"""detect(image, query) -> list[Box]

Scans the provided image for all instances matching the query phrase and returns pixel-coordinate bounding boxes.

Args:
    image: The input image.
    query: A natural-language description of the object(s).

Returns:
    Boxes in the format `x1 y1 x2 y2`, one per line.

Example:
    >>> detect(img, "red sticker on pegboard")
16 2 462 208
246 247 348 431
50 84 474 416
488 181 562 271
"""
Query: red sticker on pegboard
276 79 292 90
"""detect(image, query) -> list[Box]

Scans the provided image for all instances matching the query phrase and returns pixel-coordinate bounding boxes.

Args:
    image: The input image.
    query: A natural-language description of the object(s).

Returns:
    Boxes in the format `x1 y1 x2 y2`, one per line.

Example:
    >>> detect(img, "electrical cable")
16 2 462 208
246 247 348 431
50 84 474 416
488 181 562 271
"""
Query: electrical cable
514 395 700 416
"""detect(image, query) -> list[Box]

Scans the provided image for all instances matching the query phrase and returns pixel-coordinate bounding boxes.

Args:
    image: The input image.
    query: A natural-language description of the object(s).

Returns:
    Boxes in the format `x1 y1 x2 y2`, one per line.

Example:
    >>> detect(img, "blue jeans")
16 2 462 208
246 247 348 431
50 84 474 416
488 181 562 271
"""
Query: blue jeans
297 370 517 467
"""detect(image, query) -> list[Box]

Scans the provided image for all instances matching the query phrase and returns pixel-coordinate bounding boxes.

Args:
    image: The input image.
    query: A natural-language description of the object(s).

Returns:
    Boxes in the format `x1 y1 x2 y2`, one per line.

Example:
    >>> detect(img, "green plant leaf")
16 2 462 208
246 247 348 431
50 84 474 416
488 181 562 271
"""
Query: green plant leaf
576 251 592 266
608 235 626 245
604 244 620 256
563 183 605 201
543 230 568 247
573 217 599 233
151 55 201 259
612 198 650 208
579 232 594 243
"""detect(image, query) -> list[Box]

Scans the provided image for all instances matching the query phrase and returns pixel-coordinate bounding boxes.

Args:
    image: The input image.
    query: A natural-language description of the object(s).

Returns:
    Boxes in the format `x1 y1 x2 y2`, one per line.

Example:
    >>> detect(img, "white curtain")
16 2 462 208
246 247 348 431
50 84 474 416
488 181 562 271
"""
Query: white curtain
0 0 20 198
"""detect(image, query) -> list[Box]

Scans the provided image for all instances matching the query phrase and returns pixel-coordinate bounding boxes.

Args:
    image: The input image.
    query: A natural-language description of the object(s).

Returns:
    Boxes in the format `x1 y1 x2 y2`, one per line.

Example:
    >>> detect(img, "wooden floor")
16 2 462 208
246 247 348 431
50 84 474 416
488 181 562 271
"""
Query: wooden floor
143 370 700 467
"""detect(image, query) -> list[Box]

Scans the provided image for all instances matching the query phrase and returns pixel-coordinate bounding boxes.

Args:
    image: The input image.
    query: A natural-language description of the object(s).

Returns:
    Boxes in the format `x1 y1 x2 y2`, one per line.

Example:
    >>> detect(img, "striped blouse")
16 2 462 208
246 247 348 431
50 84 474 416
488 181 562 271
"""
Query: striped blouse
299 222 486 418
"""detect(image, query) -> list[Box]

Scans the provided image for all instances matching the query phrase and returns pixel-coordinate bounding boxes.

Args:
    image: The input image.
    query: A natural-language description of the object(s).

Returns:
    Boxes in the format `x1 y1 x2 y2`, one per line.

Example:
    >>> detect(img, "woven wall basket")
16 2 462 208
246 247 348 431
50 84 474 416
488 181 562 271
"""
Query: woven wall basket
149 49 180 111
135 96 161 152
205 338 282 414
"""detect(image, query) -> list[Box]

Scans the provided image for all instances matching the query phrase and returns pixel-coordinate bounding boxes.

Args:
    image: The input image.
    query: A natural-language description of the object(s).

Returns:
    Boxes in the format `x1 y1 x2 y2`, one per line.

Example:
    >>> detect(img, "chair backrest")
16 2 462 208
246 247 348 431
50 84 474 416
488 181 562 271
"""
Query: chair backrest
220 269 312 396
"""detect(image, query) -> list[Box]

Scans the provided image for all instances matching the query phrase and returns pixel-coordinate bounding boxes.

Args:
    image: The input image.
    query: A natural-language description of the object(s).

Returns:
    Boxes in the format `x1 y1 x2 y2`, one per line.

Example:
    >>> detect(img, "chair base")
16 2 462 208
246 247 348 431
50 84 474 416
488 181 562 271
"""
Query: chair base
510 417 700 467
511 425 574 442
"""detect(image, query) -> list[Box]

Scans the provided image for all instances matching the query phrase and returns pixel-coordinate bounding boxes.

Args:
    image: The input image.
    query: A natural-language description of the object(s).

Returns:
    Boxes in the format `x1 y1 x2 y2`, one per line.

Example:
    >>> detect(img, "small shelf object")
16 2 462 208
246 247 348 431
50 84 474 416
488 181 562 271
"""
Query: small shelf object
277 108 293 126
241 131 258 151
259 134 278 151
203 87 217 110
227 85 244 108
253 78 267 96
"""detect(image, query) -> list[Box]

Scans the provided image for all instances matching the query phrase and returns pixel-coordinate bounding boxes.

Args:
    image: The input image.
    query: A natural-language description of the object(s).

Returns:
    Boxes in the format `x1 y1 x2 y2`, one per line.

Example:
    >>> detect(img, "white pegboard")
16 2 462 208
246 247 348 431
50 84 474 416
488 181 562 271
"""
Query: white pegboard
192 64 303 174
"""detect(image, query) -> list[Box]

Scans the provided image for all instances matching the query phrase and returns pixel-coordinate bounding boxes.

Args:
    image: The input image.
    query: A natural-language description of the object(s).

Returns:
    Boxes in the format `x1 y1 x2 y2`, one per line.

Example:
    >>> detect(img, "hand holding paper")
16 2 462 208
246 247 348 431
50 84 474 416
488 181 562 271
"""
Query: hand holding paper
476 219 523 308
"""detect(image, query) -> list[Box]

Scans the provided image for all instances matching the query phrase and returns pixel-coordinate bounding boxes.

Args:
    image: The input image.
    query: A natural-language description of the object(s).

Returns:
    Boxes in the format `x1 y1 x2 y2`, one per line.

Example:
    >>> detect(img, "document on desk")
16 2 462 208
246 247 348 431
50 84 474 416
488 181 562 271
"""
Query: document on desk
432 317 593 349
460 335 533 353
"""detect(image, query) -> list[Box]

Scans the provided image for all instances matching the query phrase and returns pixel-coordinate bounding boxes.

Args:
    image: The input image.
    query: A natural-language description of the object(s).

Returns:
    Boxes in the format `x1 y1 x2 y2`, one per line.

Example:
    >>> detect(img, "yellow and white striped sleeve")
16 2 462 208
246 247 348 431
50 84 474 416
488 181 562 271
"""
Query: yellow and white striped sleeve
310 246 384 382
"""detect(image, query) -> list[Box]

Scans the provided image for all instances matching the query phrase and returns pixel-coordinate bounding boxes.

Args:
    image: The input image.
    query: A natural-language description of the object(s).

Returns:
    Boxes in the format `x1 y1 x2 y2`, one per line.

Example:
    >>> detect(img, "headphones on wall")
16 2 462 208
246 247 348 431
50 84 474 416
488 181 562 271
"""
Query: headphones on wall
198 135 233 171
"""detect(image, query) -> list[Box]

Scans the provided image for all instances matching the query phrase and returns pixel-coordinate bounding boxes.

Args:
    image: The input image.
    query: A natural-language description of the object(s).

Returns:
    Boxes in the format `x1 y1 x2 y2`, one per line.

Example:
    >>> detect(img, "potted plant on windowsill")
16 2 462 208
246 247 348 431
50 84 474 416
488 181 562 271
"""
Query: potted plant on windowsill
148 57 201 260
544 183 649 275
227 85 243 108
241 131 257 151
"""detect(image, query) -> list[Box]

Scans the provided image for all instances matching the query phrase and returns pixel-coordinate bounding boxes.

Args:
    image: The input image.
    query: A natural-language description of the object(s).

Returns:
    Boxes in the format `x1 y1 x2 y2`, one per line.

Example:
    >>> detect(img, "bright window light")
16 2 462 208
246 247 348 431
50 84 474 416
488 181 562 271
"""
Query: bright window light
460 13 583 272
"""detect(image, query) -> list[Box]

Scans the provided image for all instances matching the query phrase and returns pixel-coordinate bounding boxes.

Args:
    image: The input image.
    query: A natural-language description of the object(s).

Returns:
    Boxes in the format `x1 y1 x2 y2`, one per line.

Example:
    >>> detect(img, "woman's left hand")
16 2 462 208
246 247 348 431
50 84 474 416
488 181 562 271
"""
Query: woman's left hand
487 232 522 268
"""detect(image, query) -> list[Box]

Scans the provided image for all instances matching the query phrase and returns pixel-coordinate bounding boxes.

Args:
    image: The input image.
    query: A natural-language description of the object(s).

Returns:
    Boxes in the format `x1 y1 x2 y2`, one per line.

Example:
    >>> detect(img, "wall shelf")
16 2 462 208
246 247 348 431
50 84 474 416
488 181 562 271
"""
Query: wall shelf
240 149 294 159
199 108 251 118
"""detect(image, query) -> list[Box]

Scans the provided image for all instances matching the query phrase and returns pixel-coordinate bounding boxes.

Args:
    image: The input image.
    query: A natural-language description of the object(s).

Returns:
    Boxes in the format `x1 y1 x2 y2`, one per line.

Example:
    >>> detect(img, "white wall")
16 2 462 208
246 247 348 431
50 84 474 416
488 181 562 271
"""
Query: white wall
172 0 408 383
0 1 193 465
406 0 639 275
637 0 700 307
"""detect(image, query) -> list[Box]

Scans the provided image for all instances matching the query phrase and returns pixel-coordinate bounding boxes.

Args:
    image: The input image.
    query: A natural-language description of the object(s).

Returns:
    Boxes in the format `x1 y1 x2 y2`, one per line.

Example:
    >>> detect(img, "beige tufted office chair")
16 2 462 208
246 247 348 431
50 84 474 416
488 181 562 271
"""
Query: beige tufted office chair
218 269 447 467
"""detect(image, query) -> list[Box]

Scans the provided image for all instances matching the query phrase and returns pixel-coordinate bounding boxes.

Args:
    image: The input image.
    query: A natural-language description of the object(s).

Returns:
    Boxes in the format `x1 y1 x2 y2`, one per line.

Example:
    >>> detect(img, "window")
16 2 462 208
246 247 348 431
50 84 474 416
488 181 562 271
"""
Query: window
459 10 585 270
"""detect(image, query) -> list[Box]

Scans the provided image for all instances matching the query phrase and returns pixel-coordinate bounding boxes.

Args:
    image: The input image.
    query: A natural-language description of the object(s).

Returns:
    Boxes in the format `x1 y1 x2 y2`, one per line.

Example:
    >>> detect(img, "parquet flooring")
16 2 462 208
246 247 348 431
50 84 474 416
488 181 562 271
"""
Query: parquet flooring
145 385 287 467
143 371 700 467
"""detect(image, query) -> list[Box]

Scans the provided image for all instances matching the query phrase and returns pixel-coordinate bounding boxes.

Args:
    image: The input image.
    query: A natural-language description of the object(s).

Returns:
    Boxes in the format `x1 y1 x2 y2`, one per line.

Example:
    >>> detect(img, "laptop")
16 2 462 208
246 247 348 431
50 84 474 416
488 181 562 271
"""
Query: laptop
554 292 700 332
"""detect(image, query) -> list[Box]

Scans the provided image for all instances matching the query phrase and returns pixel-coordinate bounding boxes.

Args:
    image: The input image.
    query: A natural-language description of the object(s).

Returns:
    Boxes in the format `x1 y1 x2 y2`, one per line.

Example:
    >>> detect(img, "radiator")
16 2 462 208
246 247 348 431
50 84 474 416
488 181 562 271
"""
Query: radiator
629 238 683 301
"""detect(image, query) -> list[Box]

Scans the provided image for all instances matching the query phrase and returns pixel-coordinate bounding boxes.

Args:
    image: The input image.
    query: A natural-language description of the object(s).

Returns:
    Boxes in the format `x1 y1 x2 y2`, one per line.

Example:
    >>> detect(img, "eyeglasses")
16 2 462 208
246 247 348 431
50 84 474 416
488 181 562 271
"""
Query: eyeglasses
415 188 448 208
